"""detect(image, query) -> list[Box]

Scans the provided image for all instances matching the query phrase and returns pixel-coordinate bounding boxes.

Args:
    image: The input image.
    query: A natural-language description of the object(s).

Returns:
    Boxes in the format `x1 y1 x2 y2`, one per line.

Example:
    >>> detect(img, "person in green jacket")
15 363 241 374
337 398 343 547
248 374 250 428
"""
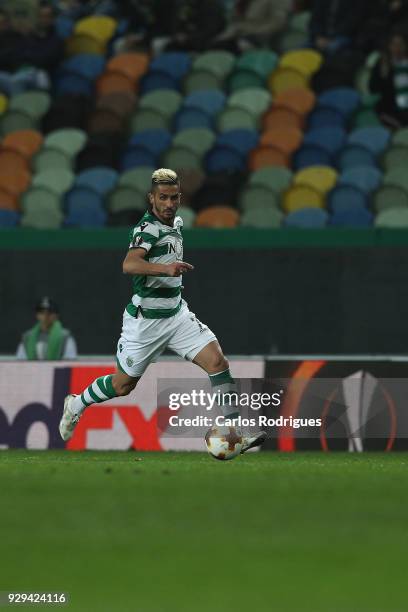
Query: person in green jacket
16 297 77 360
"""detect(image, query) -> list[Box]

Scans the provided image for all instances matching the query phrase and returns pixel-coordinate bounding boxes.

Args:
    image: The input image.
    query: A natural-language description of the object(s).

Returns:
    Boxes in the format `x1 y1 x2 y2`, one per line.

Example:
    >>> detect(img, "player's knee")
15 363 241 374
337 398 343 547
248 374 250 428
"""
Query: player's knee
209 354 229 373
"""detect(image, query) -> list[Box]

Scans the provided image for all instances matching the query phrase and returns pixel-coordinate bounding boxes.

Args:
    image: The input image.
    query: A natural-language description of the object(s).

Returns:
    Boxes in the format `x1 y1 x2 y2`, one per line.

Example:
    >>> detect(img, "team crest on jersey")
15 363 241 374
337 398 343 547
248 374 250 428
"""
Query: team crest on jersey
133 235 144 247
126 357 134 367
139 222 149 232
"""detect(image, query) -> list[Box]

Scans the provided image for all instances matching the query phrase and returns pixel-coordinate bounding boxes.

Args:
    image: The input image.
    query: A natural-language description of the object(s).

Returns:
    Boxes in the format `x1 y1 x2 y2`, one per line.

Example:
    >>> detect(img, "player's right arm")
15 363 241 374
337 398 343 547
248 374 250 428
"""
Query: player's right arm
123 248 193 277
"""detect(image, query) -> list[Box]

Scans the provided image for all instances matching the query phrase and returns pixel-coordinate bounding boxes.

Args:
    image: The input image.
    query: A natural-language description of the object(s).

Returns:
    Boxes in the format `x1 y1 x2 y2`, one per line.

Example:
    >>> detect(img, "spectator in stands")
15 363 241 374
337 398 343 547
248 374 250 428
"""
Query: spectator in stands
165 0 226 52
16 297 78 361
370 29 408 127
359 1 408 51
309 0 368 53
214 0 292 50
56 0 118 18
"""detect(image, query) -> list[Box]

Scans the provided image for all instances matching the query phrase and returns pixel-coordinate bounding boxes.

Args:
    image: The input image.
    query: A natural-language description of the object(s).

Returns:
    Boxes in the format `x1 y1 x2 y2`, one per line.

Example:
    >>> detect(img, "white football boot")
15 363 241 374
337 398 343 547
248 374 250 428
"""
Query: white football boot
241 430 267 454
59 394 80 441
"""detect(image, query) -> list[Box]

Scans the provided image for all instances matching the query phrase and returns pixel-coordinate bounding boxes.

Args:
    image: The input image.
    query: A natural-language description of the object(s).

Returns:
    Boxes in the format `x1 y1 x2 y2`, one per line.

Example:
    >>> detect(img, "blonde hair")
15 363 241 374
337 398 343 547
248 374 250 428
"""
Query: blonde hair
151 168 179 188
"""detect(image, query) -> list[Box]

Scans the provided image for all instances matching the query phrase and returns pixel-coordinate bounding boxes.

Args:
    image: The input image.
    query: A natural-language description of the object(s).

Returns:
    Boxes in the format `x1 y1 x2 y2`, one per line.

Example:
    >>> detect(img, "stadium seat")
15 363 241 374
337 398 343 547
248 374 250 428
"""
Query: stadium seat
9 91 51 120
303 127 346 156
205 146 245 173
293 145 332 170
107 53 149 82
217 107 257 132
183 90 226 116
59 54 106 80
108 186 147 214
174 107 213 132
139 89 182 118
329 207 373 227
140 72 179 95
336 145 376 171
176 168 206 201
130 109 170 133
87 108 124 134
64 186 107 227
383 168 408 192
76 167 118 195
227 88 271 118
76 137 119 170
235 50 278 79
0 149 28 174
0 93 8 115
97 91 136 117
239 185 280 212
373 185 408 213
33 168 74 196
328 185 368 214
260 126 303 155
74 15 117 43
163 146 202 171
96 72 135 96
280 49 322 77
173 206 193 228
318 88 360 117
128 130 171 156
294 166 337 194
217 129 259 156
44 128 87 158
375 207 408 227
274 87 316 116
0 209 19 227
283 184 324 213
392 127 408 147
55 72 94 97
0 110 37 135
2 130 43 159
307 106 345 130
278 30 309 54
249 166 293 192
289 11 311 33
262 106 303 130
192 51 235 79
183 70 223 94
249 146 290 170
241 207 282 228
21 187 63 229
120 146 157 171
173 128 215 157
0 169 31 197
118 167 154 192
348 127 390 156
228 70 264 92
33 148 73 173
382 146 408 172
0 189 18 211
284 207 328 228
339 166 382 194
65 34 106 57
268 67 308 95
150 52 191 82
352 108 382 128
195 206 240 228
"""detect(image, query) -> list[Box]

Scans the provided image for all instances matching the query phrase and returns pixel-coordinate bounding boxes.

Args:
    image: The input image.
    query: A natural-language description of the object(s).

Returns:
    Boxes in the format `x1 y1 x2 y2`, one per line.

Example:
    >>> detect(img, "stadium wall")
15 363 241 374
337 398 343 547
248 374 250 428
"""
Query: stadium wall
2 228 408 355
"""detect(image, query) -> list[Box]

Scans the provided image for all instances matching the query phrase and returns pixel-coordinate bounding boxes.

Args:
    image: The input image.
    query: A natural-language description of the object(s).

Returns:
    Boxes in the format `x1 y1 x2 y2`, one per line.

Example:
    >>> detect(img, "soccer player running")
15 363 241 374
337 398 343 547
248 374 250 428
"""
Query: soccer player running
59 169 266 453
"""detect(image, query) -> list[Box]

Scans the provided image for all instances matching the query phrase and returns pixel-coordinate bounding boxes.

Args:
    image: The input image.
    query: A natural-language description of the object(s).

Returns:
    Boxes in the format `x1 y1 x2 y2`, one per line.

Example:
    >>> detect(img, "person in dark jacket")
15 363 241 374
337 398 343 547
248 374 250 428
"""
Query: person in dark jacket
309 0 368 53
370 29 408 127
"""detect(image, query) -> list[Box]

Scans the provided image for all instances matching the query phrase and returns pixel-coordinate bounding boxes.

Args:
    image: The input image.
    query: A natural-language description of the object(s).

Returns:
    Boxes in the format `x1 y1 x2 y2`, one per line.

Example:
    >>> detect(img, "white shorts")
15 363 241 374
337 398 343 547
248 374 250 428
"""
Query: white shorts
116 300 217 377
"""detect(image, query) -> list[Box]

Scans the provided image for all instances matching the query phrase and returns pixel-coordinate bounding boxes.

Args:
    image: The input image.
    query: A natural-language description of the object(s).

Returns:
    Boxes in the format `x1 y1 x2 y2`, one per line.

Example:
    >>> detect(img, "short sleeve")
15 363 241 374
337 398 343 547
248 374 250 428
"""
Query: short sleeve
129 221 159 253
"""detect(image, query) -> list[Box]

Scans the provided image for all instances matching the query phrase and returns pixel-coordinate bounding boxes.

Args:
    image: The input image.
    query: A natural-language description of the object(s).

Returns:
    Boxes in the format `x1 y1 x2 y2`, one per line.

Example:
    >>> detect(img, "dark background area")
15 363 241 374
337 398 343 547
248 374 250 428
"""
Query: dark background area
2 247 408 355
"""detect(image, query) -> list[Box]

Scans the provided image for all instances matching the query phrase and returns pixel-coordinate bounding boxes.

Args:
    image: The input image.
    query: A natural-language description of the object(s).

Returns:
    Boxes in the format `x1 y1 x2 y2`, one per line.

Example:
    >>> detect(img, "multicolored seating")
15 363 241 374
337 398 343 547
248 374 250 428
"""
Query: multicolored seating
0 7 405 230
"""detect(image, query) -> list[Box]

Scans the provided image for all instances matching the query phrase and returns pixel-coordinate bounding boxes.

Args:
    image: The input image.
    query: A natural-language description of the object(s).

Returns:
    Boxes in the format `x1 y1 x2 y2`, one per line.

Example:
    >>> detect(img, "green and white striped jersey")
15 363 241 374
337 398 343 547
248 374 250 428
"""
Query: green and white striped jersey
126 210 184 319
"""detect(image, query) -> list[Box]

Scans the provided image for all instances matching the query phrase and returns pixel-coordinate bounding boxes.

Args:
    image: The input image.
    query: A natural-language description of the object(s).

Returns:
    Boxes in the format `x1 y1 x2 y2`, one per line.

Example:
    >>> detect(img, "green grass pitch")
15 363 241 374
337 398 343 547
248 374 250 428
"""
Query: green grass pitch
0 451 407 612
